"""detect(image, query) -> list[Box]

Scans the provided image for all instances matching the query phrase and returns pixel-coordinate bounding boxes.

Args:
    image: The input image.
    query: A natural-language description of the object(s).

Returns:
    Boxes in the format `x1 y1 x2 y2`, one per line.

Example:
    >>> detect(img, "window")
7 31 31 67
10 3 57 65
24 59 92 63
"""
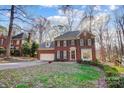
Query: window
71 40 75 45
84 32 87 36
0 39 3 45
88 39 91 46
80 39 84 46
46 42 50 47
57 41 60 47
57 51 60 59
63 51 67 59
63 40 67 47
16 40 20 45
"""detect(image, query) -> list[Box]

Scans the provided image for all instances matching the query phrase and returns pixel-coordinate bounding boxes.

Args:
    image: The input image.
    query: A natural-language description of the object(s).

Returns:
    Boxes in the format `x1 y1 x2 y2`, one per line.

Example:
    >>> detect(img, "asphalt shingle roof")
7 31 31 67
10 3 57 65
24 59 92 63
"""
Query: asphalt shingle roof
40 41 54 48
12 33 25 40
55 31 80 40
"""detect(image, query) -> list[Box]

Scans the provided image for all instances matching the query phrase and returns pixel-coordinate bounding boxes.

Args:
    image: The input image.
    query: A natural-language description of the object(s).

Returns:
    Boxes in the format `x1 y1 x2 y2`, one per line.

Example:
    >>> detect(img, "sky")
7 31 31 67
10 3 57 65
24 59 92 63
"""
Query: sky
0 5 120 32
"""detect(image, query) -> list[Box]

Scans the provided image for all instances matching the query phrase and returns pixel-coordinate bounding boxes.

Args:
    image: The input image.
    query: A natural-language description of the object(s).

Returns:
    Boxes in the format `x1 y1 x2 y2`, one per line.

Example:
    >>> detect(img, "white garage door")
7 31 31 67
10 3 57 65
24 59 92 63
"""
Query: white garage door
40 54 55 61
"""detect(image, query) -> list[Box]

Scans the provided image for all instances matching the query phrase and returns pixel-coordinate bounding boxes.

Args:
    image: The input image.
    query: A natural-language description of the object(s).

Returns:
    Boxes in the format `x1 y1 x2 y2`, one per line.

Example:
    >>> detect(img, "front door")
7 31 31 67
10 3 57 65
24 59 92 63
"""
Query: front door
71 50 76 60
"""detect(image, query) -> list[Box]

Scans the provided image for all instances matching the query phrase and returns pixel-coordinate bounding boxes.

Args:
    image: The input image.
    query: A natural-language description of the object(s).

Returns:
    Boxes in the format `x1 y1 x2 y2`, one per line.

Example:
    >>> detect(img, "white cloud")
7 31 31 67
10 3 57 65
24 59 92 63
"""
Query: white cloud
47 16 67 25
109 5 118 10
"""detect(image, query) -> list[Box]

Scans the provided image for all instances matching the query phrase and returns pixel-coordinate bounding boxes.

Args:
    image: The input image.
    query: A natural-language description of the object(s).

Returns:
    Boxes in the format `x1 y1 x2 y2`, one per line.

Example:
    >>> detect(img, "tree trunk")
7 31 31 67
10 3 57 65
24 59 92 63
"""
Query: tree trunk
6 5 15 58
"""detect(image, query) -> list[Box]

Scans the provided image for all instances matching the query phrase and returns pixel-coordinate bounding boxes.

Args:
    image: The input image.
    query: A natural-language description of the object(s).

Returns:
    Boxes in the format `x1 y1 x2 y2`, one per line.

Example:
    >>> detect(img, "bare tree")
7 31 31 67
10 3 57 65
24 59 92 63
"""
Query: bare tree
114 7 124 58
93 14 110 62
32 17 51 45
85 5 96 33
0 5 33 58
59 5 87 32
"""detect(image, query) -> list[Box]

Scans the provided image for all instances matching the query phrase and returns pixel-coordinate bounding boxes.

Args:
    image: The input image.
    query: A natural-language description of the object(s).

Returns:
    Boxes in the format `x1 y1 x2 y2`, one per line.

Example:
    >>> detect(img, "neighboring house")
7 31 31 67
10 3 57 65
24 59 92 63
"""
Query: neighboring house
0 33 26 55
38 30 96 61
0 34 6 48
11 33 25 50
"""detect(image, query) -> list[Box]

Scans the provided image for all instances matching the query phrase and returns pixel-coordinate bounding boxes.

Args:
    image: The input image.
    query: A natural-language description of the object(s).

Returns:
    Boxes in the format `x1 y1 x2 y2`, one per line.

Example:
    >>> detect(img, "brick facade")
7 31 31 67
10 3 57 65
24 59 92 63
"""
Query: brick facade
0 33 24 55
54 32 96 61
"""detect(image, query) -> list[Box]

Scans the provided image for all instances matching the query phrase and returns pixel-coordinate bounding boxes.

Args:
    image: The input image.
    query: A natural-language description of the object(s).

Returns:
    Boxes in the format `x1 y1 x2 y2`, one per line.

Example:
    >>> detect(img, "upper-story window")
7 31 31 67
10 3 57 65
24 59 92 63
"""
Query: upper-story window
71 40 75 45
88 39 91 46
84 32 87 36
63 40 67 47
16 40 20 45
80 39 84 46
0 39 4 45
57 41 60 47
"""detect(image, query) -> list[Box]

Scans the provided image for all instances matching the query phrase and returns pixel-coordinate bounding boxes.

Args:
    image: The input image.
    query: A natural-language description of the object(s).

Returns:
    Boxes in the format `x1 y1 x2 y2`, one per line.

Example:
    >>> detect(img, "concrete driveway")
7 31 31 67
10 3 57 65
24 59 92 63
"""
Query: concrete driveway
0 61 47 70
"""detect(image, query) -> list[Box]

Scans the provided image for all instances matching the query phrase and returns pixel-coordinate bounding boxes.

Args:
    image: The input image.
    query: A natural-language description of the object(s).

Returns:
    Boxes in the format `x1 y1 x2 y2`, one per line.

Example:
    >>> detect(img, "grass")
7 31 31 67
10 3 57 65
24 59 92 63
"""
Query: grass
0 62 102 88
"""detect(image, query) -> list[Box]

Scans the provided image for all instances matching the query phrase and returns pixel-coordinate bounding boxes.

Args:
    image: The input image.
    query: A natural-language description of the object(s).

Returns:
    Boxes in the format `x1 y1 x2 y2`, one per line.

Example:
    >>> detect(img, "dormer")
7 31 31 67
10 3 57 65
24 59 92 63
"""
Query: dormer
45 41 51 48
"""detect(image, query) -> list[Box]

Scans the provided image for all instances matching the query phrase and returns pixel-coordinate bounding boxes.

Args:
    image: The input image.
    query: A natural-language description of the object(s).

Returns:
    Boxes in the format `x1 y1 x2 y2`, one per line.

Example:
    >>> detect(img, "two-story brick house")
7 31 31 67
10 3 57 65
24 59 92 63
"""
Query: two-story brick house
38 30 96 61
0 33 25 55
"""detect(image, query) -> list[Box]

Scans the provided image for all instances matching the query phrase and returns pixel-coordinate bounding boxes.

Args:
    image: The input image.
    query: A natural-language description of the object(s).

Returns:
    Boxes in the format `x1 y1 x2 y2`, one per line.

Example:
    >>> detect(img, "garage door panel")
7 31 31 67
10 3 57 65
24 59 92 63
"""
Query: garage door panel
40 54 54 61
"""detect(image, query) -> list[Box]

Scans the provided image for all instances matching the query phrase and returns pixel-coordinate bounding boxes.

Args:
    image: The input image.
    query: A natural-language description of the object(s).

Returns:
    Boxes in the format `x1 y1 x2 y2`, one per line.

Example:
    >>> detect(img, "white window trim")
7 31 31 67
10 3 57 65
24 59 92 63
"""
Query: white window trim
57 51 60 59
63 40 67 47
63 51 67 59
57 41 60 47
0 39 4 45
16 40 20 45
88 39 91 46
71 40 75 45
80 39 84 46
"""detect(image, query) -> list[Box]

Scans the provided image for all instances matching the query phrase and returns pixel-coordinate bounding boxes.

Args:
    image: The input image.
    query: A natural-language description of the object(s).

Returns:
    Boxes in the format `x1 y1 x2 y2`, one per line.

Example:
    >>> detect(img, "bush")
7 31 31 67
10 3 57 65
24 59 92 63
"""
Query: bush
0 47 6 55
106 77 124 88
14 49 20 56
76 59 104 69
76 59 83 64
31 42 39 57
103 65 119 77
16 83 29 88
22 42 31 56
106 77 121 88
120 77 124 87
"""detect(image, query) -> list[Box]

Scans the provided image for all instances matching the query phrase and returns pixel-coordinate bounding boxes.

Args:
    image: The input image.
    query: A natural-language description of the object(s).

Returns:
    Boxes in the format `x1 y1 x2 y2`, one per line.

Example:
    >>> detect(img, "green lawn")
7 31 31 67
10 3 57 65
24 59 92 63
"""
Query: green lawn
0 62 102 88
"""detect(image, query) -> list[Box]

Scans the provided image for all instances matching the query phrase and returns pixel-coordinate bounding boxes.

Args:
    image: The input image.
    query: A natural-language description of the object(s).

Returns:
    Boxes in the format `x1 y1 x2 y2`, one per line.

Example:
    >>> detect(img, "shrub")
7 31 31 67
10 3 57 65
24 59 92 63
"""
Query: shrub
103 65 119 77
106 77 121 88
31 42 39 57
0 47 6 55
120 77 124 87
16 83 29 88
76 59 83 64
106 77 124 88
22 42 31 56
76 59 104 69
13 49 20 56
